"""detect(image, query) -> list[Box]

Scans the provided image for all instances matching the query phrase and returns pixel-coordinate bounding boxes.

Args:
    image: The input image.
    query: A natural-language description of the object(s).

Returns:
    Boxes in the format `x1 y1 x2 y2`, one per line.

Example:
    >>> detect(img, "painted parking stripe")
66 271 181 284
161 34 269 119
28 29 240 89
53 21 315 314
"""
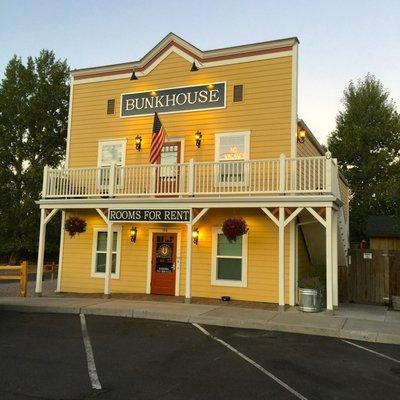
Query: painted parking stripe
80 313 102 390
342 340 400 364
192 323 308 400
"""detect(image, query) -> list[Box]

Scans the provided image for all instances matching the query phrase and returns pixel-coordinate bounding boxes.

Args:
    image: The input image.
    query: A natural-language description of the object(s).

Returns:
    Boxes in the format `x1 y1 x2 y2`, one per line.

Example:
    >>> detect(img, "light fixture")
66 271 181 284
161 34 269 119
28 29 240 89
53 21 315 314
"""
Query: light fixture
130 71 138 80
206 84 215 91
130 226 137 243
135 135 142 151
150 90 157 97
190 61 199 72
297 128 306 143
192 229 199 245
195 130 202 148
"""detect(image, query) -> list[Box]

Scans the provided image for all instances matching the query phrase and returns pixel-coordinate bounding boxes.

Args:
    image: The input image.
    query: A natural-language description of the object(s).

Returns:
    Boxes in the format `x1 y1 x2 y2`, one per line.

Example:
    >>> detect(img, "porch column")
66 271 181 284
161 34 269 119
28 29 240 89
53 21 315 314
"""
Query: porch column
289 220 296 306
332 209 338 307
104 222 113 297
56 211 66 293
278 207 285 309
35 209 47 295
326 206 333 311
185 222 193 303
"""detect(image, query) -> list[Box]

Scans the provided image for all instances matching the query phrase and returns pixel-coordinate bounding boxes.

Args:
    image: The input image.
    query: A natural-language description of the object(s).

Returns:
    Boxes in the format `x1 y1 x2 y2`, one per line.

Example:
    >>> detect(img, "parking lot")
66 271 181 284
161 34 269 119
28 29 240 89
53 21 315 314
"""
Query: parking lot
0 311 399 400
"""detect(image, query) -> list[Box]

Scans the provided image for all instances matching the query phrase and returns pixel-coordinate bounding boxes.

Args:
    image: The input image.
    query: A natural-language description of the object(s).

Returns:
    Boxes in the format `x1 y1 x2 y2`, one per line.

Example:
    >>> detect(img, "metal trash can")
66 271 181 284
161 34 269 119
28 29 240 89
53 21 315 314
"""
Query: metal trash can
298 288 323 312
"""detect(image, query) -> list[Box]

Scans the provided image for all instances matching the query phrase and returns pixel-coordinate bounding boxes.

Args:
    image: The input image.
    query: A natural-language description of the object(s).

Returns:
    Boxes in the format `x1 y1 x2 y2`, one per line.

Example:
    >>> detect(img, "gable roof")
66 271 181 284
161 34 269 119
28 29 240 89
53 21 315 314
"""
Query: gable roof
71 32 298 82
366 216 400 238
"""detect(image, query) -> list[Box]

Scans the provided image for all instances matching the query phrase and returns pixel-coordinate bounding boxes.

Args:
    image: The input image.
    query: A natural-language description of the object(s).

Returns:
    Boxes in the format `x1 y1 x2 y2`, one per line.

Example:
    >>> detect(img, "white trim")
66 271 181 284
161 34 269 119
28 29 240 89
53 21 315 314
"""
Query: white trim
211 227 248 288
289 220 296 306
306 207 327 227
91 225 122 279
261 207 279 226
284 207 303 227
56 211 66 292
44 208 59 225
146 228 182 296
278 207 285 306
97 139 127 167
72 50 294 85
65 76 74 168
119 81 227 119
290 42 298 158
95 208 108 224
192 208 210 225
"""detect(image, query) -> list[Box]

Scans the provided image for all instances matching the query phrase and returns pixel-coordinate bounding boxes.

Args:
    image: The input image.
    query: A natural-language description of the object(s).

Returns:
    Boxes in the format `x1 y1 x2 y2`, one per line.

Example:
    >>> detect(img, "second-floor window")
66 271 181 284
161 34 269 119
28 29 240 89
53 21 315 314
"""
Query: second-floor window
215 131 250 185
98 140 126 187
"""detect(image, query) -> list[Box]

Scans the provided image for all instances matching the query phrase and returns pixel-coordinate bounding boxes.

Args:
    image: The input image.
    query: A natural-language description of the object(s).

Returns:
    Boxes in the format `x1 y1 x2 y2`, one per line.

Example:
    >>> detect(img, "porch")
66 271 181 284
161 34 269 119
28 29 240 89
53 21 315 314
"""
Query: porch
42 153 339 199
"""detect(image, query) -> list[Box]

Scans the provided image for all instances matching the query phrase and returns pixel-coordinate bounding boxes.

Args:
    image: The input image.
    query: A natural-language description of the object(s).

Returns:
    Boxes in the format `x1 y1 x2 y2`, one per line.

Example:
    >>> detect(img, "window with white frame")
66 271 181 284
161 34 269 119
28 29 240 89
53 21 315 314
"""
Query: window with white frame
211 228 247 287
97 140 126 187
91 226 122 278
215 131 250 185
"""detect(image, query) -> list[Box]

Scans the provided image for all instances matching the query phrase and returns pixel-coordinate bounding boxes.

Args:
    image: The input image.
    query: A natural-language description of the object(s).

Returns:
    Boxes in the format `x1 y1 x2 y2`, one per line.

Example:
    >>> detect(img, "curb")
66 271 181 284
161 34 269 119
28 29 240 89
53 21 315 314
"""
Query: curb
1 303 400 345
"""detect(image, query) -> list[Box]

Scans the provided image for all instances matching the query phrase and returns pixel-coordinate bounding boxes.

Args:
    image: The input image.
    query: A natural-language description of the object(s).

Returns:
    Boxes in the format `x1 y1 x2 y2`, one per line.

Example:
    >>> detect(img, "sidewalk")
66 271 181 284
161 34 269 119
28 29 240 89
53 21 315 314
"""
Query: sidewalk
0 296 399 345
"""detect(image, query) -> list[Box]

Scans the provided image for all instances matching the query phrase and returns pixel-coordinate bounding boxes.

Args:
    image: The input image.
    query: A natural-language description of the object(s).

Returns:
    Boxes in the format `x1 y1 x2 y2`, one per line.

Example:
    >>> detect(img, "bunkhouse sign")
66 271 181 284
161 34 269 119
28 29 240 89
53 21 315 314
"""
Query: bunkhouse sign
108 209 191 223
121 82 226 117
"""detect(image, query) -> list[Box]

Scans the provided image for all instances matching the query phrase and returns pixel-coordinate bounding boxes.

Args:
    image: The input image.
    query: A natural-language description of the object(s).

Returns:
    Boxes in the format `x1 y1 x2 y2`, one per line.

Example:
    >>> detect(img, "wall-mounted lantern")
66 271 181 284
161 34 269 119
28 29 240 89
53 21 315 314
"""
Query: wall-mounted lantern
297 128 306 143
135 135 142 151
130 226 137 243
192 229 199 245
195 130 202 148
190 61 199 72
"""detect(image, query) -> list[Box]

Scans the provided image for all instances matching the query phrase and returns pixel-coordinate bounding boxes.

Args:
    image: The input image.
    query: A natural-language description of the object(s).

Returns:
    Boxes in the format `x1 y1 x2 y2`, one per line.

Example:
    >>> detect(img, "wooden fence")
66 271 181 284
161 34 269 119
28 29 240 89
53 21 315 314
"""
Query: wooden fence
0 261 28 297
339 249 400 305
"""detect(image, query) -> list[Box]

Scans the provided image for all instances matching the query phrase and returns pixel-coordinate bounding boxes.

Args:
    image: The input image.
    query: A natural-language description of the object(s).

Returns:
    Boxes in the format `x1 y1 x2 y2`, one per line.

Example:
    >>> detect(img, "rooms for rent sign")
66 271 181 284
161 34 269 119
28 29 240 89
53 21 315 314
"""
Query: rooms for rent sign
108 209 191 223
121 82 225 117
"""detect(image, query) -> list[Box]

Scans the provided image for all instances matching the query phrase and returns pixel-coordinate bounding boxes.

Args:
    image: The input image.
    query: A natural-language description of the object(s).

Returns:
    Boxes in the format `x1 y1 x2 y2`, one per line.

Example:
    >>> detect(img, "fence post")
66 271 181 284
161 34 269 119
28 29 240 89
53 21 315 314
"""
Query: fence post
108 162 116 197
279 154 286 194
188 158 195 196
20 261 28 297
325 152 332 193
42 166 49 198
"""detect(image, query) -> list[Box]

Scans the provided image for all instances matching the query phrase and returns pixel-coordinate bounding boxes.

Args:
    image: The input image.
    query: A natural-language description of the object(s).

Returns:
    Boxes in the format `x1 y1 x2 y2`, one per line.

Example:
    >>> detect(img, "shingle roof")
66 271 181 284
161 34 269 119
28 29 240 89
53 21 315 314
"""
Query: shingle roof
365 215 400 238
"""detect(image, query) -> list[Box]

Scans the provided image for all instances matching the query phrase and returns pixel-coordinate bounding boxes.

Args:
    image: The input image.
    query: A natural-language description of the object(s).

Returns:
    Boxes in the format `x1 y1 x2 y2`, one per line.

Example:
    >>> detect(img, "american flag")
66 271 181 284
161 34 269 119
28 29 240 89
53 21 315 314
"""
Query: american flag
149 112 167 164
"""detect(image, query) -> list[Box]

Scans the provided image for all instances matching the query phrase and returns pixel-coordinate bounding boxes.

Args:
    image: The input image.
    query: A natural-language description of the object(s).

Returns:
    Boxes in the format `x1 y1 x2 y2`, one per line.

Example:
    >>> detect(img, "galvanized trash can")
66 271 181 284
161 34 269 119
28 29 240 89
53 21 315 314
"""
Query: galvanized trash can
298 288 323 312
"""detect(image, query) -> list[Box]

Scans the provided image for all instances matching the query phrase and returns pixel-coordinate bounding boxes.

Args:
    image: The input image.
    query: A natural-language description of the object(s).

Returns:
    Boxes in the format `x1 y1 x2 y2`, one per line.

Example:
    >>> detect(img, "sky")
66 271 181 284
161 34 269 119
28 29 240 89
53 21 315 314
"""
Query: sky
0 0 399 144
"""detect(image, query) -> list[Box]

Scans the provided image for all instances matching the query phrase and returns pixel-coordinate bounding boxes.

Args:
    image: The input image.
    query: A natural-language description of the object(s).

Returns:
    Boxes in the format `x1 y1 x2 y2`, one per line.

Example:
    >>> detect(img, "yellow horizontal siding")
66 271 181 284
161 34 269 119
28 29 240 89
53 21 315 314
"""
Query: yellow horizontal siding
61 208 291 303
68 52 293 167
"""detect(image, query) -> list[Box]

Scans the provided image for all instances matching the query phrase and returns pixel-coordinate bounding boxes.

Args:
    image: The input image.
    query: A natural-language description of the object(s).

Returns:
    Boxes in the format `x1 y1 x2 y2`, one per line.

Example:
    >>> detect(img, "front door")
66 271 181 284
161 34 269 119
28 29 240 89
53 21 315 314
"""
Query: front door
151 233 177 295
156 141 181 196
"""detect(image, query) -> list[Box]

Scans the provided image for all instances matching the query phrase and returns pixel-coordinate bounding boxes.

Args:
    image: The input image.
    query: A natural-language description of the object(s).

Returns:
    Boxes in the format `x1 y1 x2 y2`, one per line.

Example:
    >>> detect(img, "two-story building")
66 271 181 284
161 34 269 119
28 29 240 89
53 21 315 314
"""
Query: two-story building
35 33 349 311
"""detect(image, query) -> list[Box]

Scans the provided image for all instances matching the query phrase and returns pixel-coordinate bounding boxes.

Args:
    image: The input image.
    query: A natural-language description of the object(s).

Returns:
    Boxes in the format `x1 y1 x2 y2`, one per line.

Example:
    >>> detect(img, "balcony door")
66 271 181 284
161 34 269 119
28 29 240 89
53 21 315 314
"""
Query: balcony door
156 141 182 196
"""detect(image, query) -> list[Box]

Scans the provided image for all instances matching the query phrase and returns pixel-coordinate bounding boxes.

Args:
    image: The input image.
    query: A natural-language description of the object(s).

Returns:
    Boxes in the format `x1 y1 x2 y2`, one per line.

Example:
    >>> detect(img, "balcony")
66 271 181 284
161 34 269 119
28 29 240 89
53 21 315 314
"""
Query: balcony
41 154 339 200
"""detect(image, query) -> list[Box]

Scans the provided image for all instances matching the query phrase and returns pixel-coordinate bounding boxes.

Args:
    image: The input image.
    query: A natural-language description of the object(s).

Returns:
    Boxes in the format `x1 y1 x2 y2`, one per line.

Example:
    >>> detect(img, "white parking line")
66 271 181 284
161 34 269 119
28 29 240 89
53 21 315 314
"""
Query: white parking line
342 340 400 364
80 313 102 390
192 323 308 400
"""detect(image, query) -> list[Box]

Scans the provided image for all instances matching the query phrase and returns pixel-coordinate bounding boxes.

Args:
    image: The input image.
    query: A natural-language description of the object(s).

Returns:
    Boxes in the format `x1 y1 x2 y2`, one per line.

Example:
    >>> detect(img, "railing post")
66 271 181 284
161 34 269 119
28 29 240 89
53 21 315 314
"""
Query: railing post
108 162 116 197
188 158 195 196
279 154 286 194
20 261 28 297
325 151 332 193
42 166 49 198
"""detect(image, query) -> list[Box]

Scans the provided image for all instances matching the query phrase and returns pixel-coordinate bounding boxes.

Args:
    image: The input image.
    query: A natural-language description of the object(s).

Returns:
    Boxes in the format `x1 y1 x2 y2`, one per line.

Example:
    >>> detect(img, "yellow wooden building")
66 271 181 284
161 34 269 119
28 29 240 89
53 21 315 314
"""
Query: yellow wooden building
35 33 349 310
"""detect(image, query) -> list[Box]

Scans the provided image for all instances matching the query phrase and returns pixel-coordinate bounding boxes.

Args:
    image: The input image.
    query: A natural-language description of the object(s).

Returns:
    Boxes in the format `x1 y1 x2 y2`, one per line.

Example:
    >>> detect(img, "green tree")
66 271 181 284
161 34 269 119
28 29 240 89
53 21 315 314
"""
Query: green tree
328 74 400 241
0 50 69 263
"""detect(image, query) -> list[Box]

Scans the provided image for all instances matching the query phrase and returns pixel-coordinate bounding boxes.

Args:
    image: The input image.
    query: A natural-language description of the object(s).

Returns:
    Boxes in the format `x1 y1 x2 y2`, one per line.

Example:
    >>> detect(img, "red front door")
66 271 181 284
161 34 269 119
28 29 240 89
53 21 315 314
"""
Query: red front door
156 141 181 196
151 233 177 295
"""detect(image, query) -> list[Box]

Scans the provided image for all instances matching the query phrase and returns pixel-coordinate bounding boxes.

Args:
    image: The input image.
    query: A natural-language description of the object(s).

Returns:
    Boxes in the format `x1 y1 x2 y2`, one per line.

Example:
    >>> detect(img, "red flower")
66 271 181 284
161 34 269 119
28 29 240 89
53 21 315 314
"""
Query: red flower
222 218 249 242
64 216 87 237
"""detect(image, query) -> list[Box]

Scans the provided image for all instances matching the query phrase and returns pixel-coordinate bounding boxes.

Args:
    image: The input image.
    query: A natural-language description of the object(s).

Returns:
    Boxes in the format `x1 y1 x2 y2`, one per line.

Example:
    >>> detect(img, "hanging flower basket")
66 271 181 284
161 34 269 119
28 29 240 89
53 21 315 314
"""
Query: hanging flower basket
222 218 249 242
64 216 87 237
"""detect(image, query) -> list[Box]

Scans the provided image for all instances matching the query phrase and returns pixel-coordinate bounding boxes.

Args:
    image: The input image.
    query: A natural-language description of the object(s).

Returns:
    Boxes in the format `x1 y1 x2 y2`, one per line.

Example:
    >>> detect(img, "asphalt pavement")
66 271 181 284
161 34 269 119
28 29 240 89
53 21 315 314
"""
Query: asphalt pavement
0 311 399 400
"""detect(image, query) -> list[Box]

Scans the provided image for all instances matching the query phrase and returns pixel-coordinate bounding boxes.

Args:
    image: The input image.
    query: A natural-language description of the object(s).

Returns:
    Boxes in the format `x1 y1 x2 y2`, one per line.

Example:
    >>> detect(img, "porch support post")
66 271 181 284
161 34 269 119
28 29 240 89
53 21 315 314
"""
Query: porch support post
56 211 66 292
289 219 296 306
332 209 338 308
35 208 47 296
104 222 113 297
326 206 333 311
278 207 285 309
185 222 193 303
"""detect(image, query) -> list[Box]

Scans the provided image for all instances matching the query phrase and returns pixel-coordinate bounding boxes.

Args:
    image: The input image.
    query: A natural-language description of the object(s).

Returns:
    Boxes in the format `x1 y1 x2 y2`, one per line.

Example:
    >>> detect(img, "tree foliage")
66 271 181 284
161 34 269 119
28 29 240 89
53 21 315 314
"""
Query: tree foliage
328 74 400 241
0 50 69 262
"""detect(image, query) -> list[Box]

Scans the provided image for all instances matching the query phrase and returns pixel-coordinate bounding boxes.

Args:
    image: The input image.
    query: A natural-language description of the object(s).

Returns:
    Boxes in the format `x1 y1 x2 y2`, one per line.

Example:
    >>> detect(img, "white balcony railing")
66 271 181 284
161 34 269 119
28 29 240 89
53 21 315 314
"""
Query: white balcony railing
42 154 338 199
